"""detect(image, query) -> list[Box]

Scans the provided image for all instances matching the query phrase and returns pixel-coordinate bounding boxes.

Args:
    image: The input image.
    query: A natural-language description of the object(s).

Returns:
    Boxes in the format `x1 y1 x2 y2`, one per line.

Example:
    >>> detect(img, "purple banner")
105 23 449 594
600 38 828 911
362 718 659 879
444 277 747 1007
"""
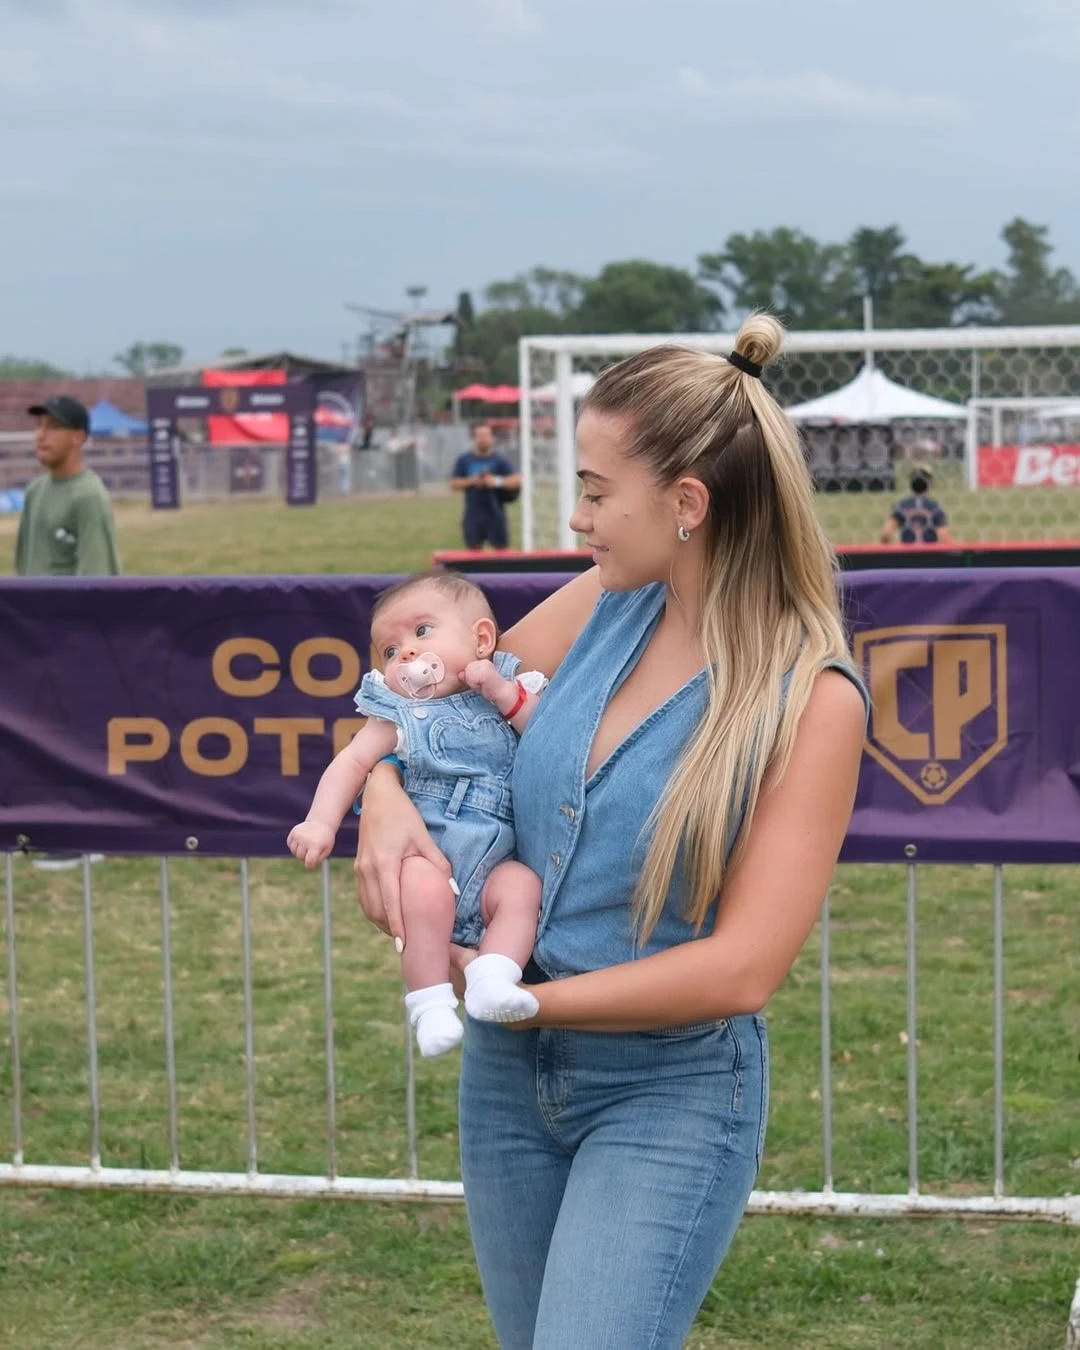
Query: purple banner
0 574 566 858
1 570 1078 863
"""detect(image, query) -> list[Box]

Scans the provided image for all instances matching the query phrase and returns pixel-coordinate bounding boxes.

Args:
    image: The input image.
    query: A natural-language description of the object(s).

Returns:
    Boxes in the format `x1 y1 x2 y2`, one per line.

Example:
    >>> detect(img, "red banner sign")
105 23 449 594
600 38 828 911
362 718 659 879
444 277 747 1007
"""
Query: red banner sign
976 443 1080 488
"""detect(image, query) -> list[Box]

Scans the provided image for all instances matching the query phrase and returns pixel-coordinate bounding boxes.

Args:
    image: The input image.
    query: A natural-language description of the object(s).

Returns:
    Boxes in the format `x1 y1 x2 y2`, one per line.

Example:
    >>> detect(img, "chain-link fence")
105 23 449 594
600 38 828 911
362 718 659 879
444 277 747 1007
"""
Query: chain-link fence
519 326 1080 550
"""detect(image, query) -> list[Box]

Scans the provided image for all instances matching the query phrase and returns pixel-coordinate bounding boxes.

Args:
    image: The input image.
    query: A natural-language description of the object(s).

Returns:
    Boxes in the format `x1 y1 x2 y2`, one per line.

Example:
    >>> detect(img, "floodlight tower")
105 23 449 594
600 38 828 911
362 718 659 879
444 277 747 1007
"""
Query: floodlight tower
402 285 428 427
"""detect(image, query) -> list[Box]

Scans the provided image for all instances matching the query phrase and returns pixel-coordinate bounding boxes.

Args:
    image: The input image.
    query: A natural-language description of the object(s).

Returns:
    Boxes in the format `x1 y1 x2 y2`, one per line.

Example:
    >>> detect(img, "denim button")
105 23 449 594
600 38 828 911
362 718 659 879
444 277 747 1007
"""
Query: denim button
412 707 428 720
559 805 576 822
550 853 561 868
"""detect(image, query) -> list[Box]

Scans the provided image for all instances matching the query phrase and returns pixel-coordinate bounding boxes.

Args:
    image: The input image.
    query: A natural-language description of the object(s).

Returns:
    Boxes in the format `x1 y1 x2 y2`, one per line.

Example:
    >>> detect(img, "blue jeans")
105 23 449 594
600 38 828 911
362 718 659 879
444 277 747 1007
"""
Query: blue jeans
459 1010 769 1349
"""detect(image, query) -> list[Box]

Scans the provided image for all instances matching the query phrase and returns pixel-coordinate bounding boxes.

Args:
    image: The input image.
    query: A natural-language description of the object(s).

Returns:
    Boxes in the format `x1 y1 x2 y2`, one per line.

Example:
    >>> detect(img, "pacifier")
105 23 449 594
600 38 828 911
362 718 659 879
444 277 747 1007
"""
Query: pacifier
397 652 445 699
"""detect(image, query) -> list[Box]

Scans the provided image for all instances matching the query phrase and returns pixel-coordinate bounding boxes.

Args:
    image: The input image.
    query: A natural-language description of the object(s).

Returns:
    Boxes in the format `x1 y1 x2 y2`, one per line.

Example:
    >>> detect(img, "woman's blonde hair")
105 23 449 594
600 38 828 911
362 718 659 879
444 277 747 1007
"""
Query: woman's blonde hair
581 313 851 942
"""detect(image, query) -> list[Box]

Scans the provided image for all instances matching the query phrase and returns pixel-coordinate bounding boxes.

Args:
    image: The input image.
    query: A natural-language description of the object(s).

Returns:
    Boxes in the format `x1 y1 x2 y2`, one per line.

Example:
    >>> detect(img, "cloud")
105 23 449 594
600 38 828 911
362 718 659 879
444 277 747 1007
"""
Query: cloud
0 0 632 179
0 0 348 11
674 66 712 96
0 47 42 90
1029 0 1080 54
673 66 969 125
0 0 66 12
470 0 543 37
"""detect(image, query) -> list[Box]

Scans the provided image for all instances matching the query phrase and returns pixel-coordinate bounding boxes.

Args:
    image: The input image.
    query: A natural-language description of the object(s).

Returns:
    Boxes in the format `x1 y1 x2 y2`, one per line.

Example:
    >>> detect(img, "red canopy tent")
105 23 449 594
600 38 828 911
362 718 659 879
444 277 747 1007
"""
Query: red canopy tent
452 383 520 404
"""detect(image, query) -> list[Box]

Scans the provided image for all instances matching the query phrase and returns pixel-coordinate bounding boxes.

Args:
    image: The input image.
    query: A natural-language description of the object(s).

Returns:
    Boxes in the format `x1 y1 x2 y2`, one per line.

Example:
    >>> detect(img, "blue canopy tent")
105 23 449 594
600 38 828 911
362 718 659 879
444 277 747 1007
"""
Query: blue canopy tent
89 399 148 436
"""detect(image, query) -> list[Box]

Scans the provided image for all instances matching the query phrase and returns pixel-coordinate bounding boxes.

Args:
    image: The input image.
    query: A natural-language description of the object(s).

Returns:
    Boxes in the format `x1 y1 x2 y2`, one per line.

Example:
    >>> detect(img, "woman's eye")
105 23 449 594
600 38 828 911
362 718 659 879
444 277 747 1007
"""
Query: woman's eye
583 494 603 506
416 623 433 637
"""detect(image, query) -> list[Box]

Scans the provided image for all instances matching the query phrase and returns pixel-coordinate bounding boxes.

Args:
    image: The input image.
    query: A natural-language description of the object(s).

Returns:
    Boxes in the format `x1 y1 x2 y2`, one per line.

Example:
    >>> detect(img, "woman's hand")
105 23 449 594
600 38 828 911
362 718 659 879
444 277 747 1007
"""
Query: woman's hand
354 764 451 950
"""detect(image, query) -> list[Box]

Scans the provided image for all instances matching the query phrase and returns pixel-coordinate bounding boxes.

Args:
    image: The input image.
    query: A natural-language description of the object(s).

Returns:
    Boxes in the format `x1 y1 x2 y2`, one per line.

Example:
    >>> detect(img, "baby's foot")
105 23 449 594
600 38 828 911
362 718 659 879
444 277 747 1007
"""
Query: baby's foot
405 984 464 1057
414 1008 464 1056
464 954 540 1024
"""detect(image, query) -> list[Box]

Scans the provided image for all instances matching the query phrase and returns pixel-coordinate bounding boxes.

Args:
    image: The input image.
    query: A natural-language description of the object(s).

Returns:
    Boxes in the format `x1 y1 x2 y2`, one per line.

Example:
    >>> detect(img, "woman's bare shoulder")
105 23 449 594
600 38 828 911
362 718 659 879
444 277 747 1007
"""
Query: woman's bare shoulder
498 568 603 679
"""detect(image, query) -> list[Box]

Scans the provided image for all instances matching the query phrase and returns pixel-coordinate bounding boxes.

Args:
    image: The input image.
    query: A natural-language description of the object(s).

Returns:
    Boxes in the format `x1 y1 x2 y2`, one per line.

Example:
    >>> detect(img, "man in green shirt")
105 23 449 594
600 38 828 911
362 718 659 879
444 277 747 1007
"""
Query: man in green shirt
16 395 117 870
15 395 120 577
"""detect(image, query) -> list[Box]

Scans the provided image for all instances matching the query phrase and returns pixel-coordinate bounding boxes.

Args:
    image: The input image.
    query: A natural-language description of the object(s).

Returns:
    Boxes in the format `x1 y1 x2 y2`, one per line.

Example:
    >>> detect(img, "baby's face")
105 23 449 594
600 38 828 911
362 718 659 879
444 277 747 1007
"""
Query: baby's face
372 586 488 699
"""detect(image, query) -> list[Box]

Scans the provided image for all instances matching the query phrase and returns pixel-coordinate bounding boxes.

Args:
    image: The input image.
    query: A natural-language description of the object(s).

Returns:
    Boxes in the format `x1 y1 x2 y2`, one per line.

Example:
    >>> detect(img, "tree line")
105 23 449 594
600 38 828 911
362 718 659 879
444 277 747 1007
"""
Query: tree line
451 218 1080 383
0 342 188 382
4 218 1077 392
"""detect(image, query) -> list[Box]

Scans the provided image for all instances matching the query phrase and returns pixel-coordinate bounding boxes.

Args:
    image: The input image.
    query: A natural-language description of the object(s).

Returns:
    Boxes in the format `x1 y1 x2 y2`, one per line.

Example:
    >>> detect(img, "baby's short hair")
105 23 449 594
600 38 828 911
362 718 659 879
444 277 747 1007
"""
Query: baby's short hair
372 569 494 621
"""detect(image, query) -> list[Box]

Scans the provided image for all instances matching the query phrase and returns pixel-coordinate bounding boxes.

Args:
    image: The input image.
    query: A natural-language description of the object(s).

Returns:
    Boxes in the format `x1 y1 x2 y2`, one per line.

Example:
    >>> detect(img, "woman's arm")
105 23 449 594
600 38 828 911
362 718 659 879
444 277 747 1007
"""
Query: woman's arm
524 669 866 1031
497 566 602 678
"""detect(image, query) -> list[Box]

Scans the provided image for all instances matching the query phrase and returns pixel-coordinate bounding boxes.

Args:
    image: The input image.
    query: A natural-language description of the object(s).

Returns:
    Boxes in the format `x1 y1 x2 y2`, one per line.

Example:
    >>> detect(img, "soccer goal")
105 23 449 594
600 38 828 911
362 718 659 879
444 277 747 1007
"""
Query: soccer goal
518 325 1080 551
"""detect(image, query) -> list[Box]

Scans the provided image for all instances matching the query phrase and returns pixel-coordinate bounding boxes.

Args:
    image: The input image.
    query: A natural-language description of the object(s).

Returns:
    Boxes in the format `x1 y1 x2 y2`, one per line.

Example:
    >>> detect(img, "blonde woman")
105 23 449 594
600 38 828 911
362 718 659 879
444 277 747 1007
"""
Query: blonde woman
355 314 868 1349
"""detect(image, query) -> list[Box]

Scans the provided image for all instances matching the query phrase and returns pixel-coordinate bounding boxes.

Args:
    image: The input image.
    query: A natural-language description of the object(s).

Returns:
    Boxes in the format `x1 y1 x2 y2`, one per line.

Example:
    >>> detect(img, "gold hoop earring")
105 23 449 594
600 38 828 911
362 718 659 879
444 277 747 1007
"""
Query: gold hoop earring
677 524 691 542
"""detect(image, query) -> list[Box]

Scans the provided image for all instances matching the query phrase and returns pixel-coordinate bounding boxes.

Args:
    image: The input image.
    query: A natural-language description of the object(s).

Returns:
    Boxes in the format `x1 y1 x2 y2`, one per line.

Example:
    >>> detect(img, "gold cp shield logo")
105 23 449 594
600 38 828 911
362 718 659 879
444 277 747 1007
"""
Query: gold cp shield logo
853 624 1008 806
219 387 241 414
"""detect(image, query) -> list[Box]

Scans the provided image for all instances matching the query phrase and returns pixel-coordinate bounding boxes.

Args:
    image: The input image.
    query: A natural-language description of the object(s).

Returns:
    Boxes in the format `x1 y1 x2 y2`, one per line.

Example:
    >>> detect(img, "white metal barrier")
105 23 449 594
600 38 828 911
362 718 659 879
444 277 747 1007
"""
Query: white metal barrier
3 850 1075 1225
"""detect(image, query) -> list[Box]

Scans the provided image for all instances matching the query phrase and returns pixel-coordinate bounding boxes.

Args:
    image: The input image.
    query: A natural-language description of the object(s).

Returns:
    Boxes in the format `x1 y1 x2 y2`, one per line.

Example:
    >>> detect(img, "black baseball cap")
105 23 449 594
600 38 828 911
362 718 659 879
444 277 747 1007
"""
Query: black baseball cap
27 395 90 433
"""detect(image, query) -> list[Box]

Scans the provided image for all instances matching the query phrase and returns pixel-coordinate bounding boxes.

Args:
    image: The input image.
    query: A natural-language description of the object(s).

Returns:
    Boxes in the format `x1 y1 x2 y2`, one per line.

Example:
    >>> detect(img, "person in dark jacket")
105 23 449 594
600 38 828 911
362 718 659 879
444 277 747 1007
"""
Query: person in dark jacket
879 463 953 544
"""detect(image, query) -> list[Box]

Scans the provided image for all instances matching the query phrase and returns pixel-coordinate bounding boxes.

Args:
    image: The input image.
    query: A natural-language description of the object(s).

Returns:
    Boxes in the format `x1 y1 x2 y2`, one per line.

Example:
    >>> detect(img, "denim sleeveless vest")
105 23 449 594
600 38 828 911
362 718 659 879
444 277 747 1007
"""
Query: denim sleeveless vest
511 583 868 979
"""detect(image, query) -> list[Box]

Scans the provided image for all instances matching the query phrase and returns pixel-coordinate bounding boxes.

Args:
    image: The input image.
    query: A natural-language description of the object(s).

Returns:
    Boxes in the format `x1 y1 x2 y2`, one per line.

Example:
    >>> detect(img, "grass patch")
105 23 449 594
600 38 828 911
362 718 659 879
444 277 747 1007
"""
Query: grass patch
0 492 507 578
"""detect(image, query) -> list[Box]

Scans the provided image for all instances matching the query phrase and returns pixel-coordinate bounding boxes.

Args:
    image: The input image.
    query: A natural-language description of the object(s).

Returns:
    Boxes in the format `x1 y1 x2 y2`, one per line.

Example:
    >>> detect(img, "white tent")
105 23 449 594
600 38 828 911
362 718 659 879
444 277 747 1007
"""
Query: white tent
785 366 967 423
531 372 596 402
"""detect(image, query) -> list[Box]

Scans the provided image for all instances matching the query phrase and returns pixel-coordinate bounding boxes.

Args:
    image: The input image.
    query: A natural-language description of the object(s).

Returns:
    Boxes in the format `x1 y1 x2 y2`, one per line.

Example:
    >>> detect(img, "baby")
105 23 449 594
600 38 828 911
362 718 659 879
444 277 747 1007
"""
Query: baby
288 571 544 1057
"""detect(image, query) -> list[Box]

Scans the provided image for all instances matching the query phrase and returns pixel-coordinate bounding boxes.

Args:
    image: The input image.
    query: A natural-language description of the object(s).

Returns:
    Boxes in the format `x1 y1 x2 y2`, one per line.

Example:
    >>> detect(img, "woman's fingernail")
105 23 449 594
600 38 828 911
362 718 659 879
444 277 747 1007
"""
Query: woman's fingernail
449 877 460 896
394 937 404 954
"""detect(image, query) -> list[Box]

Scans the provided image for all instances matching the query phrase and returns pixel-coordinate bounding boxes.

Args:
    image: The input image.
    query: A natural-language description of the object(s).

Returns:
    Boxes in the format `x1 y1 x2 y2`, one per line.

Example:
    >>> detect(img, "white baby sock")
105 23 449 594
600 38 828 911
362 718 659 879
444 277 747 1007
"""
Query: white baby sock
464 954 540 1024
404 984 464 1057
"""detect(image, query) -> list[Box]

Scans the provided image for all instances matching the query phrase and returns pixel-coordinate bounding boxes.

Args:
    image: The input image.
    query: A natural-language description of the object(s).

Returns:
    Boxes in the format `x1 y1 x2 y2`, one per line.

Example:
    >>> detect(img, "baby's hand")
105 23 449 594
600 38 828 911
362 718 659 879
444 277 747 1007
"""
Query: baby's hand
462 658 503 701
287 820 336 868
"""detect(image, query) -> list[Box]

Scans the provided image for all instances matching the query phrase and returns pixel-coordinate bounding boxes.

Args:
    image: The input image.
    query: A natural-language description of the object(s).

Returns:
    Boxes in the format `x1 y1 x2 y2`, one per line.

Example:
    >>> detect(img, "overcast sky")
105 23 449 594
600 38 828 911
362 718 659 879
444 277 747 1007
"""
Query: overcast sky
2 0 1078 371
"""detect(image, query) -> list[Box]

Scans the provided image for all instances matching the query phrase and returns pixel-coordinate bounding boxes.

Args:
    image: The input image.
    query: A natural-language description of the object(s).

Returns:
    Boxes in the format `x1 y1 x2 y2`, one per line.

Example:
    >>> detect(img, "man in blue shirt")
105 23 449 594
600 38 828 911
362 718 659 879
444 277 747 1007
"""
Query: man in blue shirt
450 422 521 550
879 463 954 545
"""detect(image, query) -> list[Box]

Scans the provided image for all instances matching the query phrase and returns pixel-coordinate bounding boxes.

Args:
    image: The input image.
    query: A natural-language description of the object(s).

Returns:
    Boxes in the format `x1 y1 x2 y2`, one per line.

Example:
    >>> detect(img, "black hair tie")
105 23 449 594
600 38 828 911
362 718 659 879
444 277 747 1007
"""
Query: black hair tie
728 351 763 379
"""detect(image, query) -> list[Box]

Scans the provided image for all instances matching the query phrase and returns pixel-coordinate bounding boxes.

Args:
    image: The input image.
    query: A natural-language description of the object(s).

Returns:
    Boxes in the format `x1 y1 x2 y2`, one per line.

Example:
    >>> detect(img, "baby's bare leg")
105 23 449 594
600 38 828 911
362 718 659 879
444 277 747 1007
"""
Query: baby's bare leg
400 856 462 1057
399 856 457 989
478 860 542 968
464 861 542 1024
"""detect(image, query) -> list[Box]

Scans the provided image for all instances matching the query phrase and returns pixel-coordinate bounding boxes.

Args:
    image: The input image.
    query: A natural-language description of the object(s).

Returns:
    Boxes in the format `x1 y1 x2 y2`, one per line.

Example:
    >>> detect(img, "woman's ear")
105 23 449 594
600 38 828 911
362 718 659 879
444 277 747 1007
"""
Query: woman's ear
473 616 498 658
674 475 710 532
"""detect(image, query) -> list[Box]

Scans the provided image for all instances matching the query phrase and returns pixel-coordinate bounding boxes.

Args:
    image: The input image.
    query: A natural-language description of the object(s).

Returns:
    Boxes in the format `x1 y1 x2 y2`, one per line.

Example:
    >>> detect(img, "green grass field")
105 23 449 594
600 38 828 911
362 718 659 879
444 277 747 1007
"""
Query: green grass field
1 492 1078 1349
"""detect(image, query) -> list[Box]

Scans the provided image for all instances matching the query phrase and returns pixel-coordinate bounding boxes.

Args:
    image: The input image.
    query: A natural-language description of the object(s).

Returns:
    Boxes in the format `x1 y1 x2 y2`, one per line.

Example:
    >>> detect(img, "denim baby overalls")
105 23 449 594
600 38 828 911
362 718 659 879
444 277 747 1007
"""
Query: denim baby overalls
354 649 525 947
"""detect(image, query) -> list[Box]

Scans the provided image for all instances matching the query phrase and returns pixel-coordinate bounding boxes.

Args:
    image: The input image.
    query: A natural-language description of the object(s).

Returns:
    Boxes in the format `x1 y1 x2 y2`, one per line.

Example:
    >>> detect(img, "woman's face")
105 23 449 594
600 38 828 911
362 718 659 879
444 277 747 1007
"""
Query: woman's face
569 408 682 591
